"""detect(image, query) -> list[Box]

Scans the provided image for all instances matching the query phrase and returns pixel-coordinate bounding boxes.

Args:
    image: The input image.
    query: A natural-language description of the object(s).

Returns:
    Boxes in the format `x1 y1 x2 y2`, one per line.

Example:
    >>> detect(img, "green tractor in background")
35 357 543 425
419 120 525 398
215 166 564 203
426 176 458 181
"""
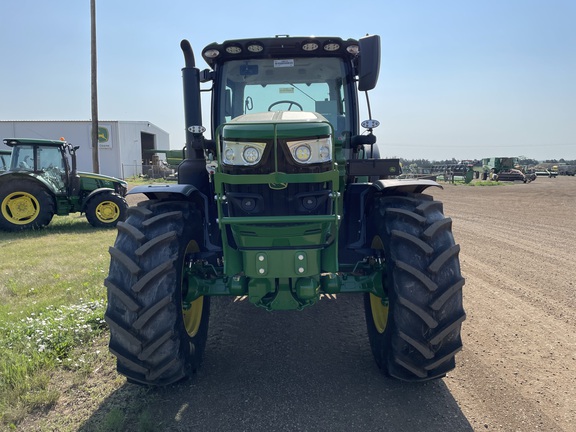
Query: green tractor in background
0 138 128 231
105 35 465 386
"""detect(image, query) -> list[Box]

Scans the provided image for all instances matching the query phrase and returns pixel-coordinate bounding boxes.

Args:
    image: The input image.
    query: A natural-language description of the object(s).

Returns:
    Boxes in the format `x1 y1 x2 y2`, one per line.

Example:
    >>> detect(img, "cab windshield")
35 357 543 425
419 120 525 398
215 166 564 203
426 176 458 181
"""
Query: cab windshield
10 145 34 171
217 57 354 142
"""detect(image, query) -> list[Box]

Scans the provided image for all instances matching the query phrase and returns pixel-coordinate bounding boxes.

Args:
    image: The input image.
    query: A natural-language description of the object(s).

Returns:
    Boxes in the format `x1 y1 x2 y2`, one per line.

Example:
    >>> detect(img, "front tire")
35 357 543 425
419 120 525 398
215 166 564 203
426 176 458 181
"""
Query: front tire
104 199 209 385
0 180 55 231
85 191 127 228
364 193 465 381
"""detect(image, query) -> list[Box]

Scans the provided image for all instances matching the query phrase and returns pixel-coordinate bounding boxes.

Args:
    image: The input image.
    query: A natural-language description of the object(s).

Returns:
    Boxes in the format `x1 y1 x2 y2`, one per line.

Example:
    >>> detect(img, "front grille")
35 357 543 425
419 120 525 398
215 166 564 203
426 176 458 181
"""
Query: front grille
220 135 334 217
225 183 332 217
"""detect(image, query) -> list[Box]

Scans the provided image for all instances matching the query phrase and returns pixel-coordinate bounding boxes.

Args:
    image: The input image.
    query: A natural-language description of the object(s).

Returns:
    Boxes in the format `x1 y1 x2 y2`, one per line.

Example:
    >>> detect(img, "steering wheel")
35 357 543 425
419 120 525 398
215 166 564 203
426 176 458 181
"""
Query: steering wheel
268 100 304 111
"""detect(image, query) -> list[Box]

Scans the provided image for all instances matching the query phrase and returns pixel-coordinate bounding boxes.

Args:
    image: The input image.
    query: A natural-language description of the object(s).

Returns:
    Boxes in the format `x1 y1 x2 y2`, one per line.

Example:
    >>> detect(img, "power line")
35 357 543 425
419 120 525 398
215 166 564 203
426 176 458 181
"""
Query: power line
380 142 575 148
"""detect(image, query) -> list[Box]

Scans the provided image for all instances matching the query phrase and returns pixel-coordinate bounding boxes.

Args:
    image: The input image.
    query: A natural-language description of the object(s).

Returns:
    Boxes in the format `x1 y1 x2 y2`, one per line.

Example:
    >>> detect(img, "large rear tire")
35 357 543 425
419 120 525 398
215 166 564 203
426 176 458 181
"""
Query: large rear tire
104 199 210 385
0 180 55 231
364 193 465 381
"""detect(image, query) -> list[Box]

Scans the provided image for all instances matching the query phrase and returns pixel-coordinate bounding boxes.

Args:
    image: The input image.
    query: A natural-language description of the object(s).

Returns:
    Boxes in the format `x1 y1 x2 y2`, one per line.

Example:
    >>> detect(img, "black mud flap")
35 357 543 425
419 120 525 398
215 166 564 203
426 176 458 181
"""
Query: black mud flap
346 158 401 179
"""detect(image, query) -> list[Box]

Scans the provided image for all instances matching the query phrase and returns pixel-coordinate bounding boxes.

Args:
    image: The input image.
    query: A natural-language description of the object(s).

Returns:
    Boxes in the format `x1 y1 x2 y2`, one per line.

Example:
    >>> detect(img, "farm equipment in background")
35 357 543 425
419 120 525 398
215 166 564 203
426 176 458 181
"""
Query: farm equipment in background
557 164 576 176
479 157 534 182
429 163 474 183
533 165 559 178
142 148 185 179
104 34 465 386
0 138 128 231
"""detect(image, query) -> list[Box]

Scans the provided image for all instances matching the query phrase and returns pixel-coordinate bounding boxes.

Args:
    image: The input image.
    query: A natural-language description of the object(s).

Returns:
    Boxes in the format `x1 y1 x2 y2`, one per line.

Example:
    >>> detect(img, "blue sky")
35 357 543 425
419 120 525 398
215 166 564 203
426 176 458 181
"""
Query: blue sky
1 0 575 161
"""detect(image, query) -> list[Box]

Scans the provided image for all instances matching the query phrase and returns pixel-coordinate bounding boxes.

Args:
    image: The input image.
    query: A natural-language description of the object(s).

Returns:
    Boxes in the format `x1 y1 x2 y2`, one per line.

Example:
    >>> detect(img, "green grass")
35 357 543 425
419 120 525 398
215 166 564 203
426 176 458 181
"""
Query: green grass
0 213 117 428
123 175 173 185
437 179 506 186
466 180 505 186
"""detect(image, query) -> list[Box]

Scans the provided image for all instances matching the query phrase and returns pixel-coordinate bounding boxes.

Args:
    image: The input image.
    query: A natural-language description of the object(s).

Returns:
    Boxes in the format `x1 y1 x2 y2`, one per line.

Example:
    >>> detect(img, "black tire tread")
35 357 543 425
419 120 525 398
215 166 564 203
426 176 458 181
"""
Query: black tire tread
135 231 177 256
365 192 465 381
116 221 146 242
105 199 208 386
108 247 141 275
395 261 438 292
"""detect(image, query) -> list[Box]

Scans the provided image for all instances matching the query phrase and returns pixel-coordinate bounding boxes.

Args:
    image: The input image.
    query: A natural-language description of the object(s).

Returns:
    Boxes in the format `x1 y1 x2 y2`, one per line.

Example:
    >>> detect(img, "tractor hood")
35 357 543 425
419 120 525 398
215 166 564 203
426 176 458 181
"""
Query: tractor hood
78 172 127 185
221 111 332 140
78 171 128 196
231 111 326 123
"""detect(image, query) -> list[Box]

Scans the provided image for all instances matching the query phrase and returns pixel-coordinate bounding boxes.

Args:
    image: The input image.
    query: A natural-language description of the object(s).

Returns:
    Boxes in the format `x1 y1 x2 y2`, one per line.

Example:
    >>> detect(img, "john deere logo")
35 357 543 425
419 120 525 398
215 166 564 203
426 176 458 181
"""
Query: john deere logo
98 127 109 143
269 183 288 190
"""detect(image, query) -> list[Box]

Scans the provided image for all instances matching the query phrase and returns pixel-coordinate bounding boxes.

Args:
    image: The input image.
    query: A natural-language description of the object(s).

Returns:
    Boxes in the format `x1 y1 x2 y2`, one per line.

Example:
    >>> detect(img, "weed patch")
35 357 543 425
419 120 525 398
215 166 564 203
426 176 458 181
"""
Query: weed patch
0 300 107 426
0 216 116 428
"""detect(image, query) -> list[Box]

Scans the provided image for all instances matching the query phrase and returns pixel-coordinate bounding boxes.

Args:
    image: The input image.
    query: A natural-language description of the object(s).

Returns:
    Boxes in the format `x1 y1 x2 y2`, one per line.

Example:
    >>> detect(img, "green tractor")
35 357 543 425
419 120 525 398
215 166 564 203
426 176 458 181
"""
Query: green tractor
105 35 465 385
0 138 128 231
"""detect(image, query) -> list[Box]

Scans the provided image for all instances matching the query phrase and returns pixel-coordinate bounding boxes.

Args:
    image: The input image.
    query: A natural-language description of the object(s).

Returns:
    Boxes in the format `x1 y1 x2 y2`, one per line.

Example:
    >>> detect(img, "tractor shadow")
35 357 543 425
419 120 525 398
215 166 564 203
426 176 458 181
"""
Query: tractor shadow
80 295 472 432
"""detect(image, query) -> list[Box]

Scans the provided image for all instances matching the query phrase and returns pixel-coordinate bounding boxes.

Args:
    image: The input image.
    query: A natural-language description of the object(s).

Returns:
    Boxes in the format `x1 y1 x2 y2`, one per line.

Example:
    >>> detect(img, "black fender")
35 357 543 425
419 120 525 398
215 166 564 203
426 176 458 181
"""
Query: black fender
341 179 442 254
0 172 58 195
371 178 442 195
127 183 201 200
128 183 221 253
81 187 121 211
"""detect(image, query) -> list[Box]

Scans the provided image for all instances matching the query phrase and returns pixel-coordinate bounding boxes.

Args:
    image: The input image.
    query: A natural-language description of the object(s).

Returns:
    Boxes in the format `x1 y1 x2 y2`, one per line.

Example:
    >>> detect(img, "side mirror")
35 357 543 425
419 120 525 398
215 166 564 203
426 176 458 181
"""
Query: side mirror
357 35 381 91
351 134 376 147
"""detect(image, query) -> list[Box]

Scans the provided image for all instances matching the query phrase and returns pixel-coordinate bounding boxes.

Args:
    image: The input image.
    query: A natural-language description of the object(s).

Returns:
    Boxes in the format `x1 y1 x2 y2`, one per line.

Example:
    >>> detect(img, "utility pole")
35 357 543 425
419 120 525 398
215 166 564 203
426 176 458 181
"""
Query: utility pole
90 0 100 173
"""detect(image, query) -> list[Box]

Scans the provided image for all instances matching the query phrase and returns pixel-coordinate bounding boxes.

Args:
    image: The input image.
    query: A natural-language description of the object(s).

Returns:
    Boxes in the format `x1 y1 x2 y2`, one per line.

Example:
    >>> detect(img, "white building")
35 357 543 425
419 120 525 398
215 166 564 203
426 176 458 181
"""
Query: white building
0 120 170 179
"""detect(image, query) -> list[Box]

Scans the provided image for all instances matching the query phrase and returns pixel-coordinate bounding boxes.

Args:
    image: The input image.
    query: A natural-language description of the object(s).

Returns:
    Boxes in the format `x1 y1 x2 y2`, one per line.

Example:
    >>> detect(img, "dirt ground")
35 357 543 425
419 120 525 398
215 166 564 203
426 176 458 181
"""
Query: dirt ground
19 176 576 431
437 176 576 431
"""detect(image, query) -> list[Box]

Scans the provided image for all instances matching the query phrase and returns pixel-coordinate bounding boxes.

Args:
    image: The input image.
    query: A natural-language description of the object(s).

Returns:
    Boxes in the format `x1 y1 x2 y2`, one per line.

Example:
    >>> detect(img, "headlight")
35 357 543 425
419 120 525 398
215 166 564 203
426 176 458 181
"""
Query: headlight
222 141 266 166
243 146 260 164
294 144 311 162
287 137 332 164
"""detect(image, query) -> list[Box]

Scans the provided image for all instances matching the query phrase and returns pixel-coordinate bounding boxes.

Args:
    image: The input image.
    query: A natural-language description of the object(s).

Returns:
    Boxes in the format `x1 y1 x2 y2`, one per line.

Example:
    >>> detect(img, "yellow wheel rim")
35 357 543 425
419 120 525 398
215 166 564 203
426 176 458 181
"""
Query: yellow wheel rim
95 201 120 223
370 293 389 333
1 192 40 225
182 240 202 337
369 234 389 333
182 297 204 337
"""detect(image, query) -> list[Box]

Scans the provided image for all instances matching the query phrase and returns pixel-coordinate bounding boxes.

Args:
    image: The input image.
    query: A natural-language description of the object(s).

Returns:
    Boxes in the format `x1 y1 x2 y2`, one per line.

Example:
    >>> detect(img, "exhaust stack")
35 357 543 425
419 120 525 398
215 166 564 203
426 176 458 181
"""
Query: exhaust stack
179 39 208 190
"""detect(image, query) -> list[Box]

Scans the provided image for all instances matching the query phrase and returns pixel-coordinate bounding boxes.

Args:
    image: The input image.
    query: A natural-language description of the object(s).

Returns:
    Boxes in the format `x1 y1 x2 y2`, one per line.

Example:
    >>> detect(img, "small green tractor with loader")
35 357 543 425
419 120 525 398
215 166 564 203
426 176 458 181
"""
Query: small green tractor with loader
105 34 465 385
0 138 128 231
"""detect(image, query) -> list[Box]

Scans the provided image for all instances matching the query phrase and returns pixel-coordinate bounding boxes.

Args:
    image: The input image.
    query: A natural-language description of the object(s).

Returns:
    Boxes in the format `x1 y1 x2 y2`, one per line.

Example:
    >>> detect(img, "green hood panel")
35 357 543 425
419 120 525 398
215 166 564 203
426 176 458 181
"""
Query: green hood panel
78 171 127 186
222 111 332 140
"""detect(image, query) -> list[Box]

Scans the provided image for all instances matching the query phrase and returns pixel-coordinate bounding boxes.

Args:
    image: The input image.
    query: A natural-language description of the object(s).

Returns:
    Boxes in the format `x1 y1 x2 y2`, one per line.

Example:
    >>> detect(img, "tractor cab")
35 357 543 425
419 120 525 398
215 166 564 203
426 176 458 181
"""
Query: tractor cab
6 138 71 192
199 35 381 160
